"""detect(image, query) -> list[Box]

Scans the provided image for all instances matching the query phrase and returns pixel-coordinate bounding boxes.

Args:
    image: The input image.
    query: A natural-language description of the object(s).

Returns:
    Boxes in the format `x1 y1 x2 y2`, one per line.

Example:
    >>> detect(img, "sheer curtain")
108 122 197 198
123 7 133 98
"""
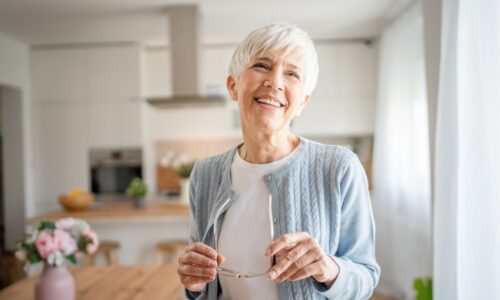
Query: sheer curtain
372 2 432 299
434 0 500 298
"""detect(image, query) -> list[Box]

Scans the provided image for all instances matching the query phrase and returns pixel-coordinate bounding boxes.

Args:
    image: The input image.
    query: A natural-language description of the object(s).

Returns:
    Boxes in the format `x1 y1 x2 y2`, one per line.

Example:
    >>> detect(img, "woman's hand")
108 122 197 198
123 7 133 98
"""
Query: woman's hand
177 242 224 292
265 232 339 287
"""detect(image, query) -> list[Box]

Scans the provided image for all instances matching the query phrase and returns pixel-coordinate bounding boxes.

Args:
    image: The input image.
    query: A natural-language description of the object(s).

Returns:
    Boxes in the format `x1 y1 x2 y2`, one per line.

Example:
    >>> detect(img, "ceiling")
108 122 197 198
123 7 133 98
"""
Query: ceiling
0 0 413 45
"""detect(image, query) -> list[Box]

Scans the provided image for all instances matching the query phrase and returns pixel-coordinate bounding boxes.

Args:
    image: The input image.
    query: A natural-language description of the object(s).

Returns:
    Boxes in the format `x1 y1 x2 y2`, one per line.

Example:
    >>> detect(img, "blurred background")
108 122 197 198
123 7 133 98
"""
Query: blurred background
3 0 490 299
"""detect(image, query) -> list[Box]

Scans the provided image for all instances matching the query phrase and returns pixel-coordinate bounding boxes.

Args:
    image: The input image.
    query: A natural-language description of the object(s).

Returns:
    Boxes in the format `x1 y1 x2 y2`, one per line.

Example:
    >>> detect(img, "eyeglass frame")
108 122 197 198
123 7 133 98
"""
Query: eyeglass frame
213 194 276 278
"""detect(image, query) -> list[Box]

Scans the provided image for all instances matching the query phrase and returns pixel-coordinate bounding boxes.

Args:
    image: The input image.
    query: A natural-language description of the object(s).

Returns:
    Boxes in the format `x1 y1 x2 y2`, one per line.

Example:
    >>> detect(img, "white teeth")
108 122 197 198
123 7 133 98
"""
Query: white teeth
256 98 282 108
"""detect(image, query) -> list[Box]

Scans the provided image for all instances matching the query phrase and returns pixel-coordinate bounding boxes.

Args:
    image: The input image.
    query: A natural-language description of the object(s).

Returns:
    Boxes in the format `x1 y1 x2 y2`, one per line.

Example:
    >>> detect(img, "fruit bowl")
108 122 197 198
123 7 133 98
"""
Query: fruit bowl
59 192 93 211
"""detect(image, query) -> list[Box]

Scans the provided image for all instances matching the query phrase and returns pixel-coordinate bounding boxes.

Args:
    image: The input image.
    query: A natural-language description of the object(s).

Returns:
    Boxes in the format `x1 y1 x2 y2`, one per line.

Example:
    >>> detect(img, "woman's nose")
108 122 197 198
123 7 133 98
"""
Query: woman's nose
264 70 284 91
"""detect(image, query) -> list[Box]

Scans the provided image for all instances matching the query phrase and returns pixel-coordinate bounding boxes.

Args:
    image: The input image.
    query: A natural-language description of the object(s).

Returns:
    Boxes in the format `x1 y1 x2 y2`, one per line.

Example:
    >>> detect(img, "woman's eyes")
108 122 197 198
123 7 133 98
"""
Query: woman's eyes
251 63 301 80
286 71 301 79
252 63 270 70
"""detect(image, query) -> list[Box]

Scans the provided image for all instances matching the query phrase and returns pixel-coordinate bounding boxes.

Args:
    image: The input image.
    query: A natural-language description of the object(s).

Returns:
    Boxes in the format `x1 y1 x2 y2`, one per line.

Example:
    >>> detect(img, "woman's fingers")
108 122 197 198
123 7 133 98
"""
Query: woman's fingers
185 242 218 261
265 232 338 284
177 242 219 291
288 260 324 282
274 248 322 282
178 251 218 268
178 263 217 278
266 232 311 257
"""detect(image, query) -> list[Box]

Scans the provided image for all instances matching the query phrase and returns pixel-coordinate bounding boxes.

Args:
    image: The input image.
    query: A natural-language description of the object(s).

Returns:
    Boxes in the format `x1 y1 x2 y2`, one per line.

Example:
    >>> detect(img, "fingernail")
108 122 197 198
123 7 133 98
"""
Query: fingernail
269 271 277 280
209 261 217 267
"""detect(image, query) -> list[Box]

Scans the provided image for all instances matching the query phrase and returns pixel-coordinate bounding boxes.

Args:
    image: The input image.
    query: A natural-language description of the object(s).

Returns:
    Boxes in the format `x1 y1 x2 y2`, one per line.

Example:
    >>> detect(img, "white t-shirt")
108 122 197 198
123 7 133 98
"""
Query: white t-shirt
218 149 294 300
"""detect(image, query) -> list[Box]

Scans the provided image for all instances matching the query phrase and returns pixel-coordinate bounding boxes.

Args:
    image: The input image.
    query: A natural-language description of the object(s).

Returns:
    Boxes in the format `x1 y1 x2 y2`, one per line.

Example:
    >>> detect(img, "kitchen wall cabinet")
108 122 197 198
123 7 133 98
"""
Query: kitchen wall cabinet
88 99 142 148
87 46 141 100
31 44 142 207
32 102 89 212
32 48 88 102
143 47 172 97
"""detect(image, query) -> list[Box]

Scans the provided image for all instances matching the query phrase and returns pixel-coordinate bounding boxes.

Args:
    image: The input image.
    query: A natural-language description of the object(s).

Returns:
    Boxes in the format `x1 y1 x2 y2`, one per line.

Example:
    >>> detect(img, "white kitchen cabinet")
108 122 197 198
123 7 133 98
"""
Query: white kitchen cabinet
88 45 141 100
88 99 142 148
32 48 88 102
31 45 143 215
143 47 172 97
32 102 89 209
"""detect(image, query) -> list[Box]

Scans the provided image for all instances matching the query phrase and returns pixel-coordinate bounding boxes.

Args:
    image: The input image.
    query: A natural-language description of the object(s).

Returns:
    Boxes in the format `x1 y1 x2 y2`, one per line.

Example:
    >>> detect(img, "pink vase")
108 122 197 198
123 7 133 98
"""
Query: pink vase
35 262 75 300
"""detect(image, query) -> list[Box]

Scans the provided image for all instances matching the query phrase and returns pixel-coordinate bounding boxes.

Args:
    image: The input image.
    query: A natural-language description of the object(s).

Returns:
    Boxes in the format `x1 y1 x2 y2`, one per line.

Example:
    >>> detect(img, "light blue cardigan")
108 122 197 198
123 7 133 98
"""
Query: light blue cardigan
186 137 380 300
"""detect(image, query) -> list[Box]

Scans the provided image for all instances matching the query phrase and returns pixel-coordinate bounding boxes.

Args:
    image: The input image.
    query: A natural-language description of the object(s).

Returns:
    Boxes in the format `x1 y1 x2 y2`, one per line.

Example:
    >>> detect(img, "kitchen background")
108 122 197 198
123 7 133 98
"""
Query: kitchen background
0 0 436 298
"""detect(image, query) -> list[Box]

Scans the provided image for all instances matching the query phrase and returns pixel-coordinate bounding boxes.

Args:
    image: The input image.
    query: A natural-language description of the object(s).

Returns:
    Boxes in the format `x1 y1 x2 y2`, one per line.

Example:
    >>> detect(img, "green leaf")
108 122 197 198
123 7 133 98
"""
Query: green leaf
27 251 41 264
414 277 432 300
125 177 147 197
37 220 56 231
67 254 77 265
177 162 195 178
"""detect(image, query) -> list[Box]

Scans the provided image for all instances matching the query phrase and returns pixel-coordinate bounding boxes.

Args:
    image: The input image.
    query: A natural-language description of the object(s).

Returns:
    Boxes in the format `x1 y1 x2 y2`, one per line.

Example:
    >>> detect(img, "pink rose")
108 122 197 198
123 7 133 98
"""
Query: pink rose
54 229 77 256
83 229 99 255
35 231 60 259
55 218 76 231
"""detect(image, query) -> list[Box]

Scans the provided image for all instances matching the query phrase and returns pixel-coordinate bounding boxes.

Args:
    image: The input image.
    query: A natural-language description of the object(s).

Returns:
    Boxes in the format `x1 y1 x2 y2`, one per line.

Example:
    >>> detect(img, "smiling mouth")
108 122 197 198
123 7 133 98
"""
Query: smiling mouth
254 97 285 108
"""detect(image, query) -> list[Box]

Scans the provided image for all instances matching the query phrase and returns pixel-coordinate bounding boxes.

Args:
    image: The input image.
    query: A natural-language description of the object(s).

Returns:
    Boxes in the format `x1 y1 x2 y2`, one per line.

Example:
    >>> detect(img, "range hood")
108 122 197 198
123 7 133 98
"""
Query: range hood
147 5 226 108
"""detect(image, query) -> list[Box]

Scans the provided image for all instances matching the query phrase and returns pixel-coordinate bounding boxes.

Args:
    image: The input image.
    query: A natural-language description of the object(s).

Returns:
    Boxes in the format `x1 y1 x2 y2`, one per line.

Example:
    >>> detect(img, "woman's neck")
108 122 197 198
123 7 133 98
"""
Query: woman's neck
239 130 300 164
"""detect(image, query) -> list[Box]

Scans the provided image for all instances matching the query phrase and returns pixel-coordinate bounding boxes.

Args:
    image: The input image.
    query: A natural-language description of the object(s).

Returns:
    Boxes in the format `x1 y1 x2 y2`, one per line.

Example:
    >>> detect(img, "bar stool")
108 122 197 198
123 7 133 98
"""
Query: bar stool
86 241 120 266
155 240 188 264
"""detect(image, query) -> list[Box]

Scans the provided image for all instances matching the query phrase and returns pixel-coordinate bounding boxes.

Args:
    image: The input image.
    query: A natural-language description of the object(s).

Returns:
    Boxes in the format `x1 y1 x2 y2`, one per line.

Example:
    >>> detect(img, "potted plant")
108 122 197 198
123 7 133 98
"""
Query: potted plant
414 277 432 300
15 218 99 300
176 162 195 205
125 177 148 208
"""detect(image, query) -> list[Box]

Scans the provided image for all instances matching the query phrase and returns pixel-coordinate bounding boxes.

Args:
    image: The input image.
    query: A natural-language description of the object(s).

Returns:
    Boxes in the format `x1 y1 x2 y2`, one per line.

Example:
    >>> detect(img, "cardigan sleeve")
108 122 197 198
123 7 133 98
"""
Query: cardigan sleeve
313 152 380 299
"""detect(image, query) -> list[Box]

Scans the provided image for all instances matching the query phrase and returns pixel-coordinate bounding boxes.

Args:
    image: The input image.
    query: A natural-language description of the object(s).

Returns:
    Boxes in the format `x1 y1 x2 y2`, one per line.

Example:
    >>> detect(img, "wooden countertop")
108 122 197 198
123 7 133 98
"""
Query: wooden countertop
0 264 184 300
30 200 190 222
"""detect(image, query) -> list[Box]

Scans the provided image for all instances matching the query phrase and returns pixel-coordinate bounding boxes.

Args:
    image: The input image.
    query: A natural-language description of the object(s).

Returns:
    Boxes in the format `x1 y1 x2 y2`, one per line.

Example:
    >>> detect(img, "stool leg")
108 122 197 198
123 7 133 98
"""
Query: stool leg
108 250 118 265
156 250 163 265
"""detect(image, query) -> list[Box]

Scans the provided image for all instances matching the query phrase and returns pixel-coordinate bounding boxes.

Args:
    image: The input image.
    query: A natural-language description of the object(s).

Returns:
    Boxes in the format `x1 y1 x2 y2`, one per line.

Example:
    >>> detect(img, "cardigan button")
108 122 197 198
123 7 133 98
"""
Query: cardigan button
265 175 271 181
273 217 277 224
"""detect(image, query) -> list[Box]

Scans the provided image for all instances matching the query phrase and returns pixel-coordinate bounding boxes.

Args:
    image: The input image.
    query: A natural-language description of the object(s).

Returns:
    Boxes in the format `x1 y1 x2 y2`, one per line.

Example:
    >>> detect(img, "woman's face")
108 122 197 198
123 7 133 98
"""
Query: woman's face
227 49 310 135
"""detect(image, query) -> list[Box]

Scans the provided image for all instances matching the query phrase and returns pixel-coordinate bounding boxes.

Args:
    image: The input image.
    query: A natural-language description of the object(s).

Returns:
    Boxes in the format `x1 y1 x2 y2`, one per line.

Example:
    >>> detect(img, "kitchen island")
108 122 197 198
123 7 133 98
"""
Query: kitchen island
29 199 190 266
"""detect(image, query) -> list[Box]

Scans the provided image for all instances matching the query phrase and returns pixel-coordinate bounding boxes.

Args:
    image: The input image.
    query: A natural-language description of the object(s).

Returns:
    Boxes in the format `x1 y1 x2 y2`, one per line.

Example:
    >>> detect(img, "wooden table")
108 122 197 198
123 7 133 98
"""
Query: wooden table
0 264 185 300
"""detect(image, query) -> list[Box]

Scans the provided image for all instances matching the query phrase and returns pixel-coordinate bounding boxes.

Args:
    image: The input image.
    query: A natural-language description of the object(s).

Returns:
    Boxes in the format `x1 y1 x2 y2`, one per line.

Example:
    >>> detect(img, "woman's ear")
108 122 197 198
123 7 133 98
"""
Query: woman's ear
226 76 237 101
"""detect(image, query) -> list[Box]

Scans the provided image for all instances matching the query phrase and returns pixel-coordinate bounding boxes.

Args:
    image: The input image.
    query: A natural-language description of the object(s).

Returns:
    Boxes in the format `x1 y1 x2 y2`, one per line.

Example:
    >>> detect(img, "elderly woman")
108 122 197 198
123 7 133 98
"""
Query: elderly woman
177 23 380 300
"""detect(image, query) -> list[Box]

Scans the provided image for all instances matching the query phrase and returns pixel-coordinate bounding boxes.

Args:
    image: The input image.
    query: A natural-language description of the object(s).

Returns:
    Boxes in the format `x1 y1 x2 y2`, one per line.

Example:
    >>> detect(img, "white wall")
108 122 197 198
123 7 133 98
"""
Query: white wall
0 32 33 242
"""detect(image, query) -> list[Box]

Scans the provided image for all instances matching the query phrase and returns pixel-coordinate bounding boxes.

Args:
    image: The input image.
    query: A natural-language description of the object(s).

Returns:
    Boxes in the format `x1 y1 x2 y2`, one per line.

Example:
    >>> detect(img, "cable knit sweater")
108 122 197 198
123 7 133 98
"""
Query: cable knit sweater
186 137 380 300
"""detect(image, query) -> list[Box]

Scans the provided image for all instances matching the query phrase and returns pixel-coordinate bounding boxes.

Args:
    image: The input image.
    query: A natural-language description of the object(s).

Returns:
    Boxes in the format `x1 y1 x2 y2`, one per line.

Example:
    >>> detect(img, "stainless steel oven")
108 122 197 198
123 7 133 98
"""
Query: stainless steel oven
90 148 142 201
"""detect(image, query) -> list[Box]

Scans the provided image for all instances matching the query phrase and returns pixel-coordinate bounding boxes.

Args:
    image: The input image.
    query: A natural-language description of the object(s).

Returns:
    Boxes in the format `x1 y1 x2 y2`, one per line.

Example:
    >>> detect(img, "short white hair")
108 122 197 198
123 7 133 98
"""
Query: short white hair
228 22 319 95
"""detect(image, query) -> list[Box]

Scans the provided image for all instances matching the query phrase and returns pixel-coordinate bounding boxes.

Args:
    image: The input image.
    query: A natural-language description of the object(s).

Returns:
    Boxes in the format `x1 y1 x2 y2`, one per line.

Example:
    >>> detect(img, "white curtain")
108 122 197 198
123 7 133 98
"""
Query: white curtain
434 0 500 299
372 2 432 299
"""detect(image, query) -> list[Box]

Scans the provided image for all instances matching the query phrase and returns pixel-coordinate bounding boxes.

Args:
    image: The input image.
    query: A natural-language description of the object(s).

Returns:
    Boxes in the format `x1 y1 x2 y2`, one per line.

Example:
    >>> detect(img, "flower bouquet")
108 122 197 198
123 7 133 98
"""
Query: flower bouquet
15 218 99 267
15 218 99 300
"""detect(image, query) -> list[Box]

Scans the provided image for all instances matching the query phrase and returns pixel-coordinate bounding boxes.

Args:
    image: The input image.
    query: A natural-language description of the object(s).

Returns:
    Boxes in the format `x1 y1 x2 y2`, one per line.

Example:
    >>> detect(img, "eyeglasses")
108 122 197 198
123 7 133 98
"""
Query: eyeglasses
213 194 275 278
